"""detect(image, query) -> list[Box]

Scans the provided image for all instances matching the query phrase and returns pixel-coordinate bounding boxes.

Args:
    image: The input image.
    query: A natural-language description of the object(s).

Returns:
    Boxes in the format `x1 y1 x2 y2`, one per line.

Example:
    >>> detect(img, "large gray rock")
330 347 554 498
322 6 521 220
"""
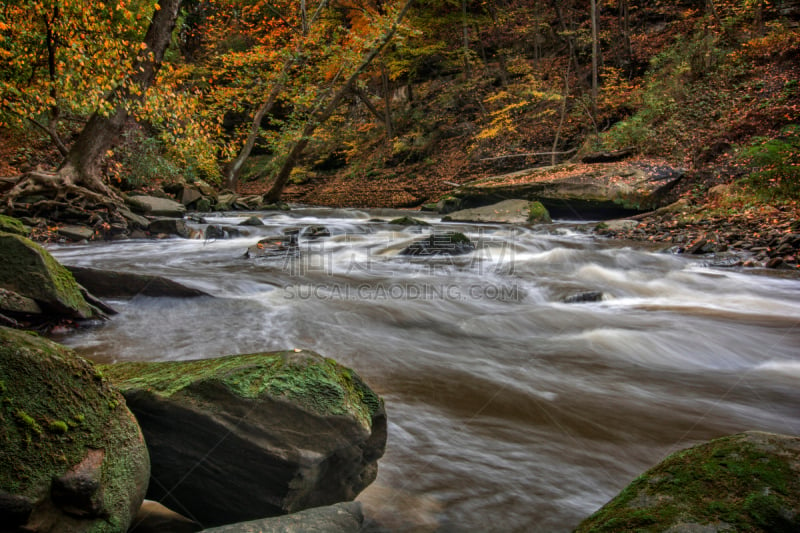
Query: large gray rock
0 327 150 533
0 232 96 319
442 199 550 224
200 502 363 533
102 350 387 528
454 161 684 218
66 266 210 299
575 431 800 532
127 195 187 218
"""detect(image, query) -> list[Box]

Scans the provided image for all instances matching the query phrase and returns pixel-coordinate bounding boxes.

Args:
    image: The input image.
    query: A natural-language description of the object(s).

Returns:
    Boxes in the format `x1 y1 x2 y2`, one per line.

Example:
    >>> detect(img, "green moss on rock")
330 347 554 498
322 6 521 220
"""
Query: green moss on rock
0 215 29 236
0 233 94 318
102 350 384 428
527 201 552 223
0 326 149 531
575 432 800 532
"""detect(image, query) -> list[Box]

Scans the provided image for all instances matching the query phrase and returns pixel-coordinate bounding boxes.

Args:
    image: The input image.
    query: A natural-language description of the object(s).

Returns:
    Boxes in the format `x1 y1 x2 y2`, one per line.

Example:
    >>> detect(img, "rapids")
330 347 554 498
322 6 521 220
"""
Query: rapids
49 208 800 532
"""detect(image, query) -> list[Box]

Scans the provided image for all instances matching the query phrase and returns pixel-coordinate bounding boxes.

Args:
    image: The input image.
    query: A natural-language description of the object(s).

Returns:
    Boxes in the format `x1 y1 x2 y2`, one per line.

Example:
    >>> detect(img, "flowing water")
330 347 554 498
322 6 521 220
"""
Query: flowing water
48 208 800 532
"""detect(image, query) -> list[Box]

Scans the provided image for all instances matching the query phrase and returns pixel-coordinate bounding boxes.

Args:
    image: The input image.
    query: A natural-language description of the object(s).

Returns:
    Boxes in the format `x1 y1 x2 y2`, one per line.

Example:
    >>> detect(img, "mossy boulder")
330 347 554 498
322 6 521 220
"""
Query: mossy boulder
0 215 29 236
527 201 552 223
0 327 150 532
101 350 387 528
0 232 95 319
575 431 800 532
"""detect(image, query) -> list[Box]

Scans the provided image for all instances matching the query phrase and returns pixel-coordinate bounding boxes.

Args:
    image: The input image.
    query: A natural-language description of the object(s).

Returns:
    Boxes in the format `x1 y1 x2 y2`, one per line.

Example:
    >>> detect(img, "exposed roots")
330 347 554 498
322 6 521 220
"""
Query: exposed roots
2 169 126 231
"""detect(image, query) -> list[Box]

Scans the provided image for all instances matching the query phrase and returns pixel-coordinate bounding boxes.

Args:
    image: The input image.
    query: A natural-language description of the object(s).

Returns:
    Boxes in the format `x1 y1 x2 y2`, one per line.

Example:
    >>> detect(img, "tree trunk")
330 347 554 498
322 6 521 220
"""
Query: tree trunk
44 6 68 156
223 70 287 191
61 0 183 192
620 0 632 74
223 0 332 191
590 0 599 119
263 0 415 204
4 0 183 226
552 62 571 166
462 0 471 78
380 63 394 139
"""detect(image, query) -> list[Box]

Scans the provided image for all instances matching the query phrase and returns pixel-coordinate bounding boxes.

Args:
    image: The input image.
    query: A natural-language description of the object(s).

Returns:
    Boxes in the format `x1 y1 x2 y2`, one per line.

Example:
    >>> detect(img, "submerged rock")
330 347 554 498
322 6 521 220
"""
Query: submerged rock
102 350 387 528
389 216 431 227
148 217 190 238
0 327 150 533
400 232 475 256
200 502 363 533
575 431 800 532
245 235 299 259
0 233 97 319
239 216 264 227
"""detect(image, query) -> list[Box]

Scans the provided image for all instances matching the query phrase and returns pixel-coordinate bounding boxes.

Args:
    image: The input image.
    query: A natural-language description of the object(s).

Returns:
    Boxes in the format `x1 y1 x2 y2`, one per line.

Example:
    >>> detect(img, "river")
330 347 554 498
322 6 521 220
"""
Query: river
48 208 800 532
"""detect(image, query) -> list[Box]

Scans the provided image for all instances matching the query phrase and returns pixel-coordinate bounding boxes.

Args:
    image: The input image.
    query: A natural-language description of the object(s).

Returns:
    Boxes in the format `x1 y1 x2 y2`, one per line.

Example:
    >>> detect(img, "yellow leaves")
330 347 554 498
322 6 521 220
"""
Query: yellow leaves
140 42 148 50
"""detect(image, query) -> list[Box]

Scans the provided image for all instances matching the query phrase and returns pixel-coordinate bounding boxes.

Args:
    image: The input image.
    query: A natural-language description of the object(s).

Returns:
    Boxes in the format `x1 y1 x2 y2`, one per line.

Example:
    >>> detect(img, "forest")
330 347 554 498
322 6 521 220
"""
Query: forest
1 0 798 230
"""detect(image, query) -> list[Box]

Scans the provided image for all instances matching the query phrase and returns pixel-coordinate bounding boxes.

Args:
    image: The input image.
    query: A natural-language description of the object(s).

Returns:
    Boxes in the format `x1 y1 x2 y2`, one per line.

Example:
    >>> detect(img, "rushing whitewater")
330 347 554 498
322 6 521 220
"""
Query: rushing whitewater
49 208 800 532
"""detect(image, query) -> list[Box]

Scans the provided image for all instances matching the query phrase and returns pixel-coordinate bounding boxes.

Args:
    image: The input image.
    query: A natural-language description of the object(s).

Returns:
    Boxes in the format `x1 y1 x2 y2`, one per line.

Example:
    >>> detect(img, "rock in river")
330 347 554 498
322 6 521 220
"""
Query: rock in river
0 232 98 319
101 350 387 528
442 199 551 224
401 231 475 256
575 431 800 532
0 327 150 533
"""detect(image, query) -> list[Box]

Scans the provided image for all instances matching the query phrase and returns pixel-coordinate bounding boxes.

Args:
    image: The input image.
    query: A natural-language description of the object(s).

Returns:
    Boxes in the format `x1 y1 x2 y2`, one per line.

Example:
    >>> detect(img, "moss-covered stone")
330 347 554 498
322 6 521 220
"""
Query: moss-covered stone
0 215 29 236
575 432 800 532
102 350 383 428
0 232 94 319
100 350 386 527
527 201 552 223
0 327 149 532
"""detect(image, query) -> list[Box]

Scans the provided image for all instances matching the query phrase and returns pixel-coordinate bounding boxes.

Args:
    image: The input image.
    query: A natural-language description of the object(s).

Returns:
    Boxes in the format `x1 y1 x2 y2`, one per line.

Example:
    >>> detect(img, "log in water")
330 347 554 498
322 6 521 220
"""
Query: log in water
49 208 800 532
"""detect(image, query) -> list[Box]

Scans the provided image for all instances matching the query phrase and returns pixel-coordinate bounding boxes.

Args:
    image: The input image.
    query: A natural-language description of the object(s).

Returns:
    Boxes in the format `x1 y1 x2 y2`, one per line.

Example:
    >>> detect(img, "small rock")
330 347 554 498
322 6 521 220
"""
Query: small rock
57 224 95 242
563 291 604 304
304 225 331 239
127 195 187 218
389 216 431 226
245 235 299 259
686 239 708 255
401 232 474 256
766 257 786 269
239 216 264 227
148 218 190 239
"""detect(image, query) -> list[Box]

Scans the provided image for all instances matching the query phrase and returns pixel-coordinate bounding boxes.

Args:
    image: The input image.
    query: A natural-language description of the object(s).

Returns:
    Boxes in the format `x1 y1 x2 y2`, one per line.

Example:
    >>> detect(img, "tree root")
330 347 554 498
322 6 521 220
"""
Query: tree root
2 170 127 232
